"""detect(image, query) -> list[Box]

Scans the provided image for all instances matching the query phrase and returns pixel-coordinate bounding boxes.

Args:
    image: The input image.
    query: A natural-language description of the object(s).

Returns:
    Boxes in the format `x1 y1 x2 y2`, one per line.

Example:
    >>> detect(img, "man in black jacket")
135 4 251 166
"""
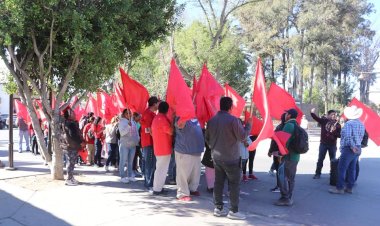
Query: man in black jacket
311 108 341 179
60 108 83 186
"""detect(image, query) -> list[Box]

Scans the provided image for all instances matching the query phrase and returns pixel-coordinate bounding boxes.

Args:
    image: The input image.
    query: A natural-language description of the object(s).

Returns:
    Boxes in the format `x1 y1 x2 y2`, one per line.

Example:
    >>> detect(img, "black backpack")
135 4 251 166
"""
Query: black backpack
289 123 309 154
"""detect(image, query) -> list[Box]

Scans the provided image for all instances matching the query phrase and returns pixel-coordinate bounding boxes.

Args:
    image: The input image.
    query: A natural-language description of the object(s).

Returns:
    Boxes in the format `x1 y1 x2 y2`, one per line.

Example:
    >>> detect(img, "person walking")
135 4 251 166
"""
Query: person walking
329 105 365 194
205 97 252 220
60 108 83 186
311 108 341 179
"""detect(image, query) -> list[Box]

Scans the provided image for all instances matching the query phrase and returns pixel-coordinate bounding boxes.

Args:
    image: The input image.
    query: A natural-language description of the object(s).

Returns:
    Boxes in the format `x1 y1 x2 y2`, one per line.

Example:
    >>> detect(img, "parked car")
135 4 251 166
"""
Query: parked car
5 114 17 128
0 114 6 129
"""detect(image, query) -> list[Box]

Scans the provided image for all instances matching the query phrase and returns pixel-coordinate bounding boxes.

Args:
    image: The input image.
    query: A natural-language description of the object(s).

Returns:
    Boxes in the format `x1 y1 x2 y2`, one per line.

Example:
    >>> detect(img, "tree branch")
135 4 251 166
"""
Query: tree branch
57 55 81 108
197 0 214 38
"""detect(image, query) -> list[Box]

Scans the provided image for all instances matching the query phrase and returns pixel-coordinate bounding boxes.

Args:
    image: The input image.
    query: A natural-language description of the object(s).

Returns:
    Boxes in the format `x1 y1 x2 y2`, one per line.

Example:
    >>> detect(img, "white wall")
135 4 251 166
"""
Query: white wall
0 84 9 115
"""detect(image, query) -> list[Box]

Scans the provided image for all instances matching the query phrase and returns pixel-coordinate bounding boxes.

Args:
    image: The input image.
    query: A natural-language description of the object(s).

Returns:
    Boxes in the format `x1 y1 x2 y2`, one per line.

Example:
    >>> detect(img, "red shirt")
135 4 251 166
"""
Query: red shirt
83 123 95 144
151 113 173 156
140 108 156 148
92 124 104 139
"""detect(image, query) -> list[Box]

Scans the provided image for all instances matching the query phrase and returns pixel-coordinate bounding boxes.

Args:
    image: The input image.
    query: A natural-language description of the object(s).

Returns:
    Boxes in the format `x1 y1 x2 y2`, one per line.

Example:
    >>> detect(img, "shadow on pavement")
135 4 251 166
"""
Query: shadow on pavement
0 189 71 226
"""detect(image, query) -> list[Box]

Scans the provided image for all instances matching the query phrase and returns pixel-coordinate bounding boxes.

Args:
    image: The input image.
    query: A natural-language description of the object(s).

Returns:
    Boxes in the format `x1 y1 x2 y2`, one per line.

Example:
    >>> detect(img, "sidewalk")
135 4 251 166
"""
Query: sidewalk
1 129 380 226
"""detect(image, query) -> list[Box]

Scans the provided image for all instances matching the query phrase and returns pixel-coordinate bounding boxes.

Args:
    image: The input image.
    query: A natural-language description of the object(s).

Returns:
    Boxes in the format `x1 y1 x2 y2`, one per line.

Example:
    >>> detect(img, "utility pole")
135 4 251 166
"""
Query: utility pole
5 94 16 171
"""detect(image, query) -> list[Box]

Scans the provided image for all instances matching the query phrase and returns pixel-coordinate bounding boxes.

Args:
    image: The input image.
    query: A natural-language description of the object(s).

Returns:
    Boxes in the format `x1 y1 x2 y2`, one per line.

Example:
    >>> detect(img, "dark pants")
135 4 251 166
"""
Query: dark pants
143 146 156 188
133 146 143 172
167 151 176 182
279 159 298 200
31 135 39 154
94 138 102 166
106 143 118 166
214 160 241 212
248 151 256 175
241 159 248 175
337 146 360 190
315 143 337 175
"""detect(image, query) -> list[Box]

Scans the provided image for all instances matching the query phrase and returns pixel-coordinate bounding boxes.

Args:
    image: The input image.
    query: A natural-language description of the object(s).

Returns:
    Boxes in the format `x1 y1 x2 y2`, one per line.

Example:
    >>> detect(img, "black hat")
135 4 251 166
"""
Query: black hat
285 108 298 119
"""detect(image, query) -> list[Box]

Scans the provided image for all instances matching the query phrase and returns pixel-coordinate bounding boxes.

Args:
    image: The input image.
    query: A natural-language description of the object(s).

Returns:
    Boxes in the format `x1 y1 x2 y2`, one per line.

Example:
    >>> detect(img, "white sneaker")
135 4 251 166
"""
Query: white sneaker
104 165 109 172
120 177 129 183
213 208 228 217
129 177 137 182
227 211 246 220
65 178 79 186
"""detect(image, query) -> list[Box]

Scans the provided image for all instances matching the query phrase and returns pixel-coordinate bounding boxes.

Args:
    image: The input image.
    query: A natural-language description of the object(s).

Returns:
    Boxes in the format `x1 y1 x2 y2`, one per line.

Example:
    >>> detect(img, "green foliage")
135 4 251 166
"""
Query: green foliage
3 74 17 94
0 0 176 94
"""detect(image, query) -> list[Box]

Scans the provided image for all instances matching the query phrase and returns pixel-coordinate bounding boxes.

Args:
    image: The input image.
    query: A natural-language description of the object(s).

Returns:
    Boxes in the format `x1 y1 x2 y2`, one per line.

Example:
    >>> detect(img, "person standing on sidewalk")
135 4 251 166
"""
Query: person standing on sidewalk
151 101 173 195
60 108 83 186
174 117 204 201
329 105 365 194
311 108 341 179
16 116 30 153
275 108 299 207
140 96 159 189
82 116 95 165
205 97 252 220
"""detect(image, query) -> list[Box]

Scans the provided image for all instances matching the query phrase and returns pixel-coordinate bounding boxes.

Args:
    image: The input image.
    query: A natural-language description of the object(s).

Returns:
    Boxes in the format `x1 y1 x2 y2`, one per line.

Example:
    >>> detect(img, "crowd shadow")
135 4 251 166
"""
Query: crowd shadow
0 189 71 226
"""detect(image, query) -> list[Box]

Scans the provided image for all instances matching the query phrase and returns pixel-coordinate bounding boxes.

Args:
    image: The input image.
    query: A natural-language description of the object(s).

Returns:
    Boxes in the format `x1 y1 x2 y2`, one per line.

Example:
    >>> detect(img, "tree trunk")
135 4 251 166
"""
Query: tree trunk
50 115 64 180
324 63 328 113
308 63 315 104
299 30 305 104
282 49 286 89
271 56 275 82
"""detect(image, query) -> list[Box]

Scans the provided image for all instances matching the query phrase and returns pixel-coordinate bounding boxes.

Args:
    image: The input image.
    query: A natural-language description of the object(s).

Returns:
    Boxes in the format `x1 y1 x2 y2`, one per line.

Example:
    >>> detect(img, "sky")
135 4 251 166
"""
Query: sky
1 0 380 101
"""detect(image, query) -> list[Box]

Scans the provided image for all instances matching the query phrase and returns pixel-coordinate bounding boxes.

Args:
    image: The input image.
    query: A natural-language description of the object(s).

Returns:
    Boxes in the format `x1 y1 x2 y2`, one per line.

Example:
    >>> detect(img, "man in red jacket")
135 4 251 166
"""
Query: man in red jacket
151 101 173 195
82 117 95 165
140 96 159 189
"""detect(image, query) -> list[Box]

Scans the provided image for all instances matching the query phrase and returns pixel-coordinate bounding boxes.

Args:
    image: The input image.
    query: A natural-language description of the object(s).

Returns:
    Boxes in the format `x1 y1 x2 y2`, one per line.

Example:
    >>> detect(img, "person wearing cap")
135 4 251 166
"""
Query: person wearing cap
140 96 160 189
310 108 341 179
329 105 365 194
275 108 299 206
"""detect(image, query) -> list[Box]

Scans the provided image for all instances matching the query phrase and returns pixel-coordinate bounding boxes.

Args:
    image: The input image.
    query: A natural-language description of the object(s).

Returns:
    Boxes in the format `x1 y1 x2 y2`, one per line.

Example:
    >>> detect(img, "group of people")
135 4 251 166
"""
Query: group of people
55 95 367 220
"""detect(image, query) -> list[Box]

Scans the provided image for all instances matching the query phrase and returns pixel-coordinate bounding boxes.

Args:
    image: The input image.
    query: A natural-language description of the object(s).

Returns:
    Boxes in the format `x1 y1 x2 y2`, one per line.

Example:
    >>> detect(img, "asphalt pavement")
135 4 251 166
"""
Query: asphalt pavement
1 127 380 226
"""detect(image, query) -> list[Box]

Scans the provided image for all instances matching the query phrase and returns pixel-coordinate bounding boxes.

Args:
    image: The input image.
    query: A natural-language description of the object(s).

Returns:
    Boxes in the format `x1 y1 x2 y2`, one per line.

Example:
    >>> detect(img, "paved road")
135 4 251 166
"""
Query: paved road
1 128 380 226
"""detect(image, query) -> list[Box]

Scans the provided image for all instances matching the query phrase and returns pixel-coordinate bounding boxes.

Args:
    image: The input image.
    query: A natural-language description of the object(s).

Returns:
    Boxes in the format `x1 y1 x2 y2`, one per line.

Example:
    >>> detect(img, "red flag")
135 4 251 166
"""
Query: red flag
166 59 196 124
225 83 246 118
272 131 290 155
97 91 117 123
267 83 303 124
114 82 127 111
348 98 380 146
248 58 274 151
195 64 224 127
120 68 149 114
85 95 98 116
14 100 31 123
244 110 263 136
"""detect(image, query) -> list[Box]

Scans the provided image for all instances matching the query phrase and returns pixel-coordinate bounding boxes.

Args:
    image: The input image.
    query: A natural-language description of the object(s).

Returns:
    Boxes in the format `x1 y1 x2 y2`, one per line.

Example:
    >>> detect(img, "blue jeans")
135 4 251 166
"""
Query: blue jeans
143 146 156 188
94 138 102 166
315 143 337 175
18 129 30 151
337 146 360 190
168 151 176 181
106 143 118 166
119 144 136 178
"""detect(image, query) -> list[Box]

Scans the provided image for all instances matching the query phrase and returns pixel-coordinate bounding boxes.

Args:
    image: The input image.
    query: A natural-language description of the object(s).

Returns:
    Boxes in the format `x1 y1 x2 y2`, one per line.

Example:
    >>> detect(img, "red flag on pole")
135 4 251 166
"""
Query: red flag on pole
97 91 117 124
192 75 197 101
195 64 224 127
120 68 149 114
348 98 380 146
248 58 274 151
244 110 263 136
272 131 290 155
114 82 127 111
166 59 196 124
14 99 31 123
267 82 303 124
85 95 98 116
225 83 246 118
